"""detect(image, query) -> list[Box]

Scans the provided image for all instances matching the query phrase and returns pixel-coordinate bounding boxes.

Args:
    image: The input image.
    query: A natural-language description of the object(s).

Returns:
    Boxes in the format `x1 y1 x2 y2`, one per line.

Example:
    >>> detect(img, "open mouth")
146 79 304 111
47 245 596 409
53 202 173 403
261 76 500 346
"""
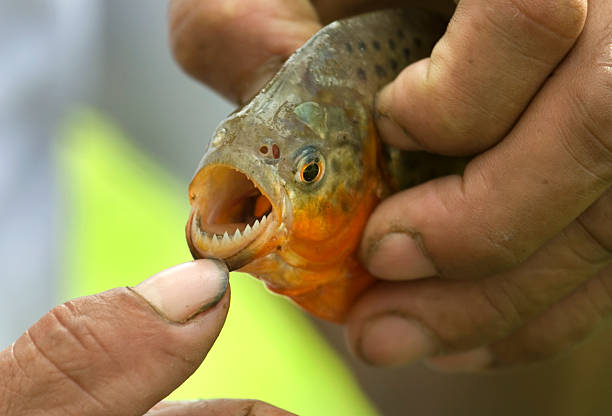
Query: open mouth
188 165 277 261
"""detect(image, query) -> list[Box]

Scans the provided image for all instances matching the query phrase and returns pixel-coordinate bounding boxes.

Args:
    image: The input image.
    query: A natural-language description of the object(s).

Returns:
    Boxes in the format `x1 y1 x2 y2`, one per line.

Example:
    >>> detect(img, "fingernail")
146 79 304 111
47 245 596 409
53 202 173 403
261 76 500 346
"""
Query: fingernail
359 313 437 366
426 347 493 372
367 232 437 280
375 85 423 151
133 259 228 323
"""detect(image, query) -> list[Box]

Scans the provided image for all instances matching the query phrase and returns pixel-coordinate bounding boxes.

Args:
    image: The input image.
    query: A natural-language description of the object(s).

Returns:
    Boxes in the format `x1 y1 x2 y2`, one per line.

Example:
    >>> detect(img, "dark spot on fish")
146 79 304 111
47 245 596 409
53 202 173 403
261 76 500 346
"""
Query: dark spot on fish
337 132 349 141
272 144 280 159
276 245 281 251
358 40 366 52
345 42 353 53
375 64 386 78
331 158 341 173
388 39 396 50
414 37 422 48
397 29 405 39
403 48 411 60
372 40 381 50
357 68 366 80
259 145 268 154
389 59 398 71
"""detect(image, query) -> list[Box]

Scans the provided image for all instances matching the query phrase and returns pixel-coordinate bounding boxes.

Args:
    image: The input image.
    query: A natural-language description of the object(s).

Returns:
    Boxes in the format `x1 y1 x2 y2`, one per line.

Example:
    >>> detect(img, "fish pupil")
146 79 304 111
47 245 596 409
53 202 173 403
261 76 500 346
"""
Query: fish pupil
302 162 320 183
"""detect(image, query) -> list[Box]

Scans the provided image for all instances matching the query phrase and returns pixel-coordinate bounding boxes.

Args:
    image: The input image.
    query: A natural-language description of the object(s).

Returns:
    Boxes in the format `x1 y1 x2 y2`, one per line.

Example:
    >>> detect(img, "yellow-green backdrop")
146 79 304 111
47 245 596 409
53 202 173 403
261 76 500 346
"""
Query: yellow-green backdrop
56 110 378 416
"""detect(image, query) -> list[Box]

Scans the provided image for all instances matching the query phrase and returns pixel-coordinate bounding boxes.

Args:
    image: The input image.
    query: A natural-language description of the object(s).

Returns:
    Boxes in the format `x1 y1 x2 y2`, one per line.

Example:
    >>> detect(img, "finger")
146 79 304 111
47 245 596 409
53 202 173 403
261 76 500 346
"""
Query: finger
489 264 612 367
348 203 612 366
169 0 321 103
362 4 612 281
0 260 229 416
148 399 295 415
168 0 455 104
428 263 612 371
376 0 587 154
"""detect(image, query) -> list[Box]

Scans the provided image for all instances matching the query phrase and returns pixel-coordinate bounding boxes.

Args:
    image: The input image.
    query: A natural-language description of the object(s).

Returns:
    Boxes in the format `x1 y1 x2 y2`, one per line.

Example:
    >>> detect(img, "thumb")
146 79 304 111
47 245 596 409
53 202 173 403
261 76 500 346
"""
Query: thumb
0 259 229 416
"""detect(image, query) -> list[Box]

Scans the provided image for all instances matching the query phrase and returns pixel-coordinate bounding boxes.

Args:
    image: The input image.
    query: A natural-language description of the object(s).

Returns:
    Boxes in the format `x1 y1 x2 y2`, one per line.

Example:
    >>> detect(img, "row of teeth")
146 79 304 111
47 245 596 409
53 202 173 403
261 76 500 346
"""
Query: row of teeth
195 213 270 246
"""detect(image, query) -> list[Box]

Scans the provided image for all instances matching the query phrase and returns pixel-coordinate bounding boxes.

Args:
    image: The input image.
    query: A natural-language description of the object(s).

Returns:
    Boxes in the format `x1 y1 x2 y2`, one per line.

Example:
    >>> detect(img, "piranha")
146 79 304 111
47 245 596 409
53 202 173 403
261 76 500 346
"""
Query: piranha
186 8 464 322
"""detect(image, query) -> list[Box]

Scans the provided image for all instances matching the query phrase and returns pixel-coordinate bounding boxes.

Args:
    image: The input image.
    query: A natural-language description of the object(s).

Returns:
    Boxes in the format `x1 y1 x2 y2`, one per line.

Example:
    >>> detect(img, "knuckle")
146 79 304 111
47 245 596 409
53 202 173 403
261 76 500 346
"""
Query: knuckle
567 38 612 185
478 280 524 334
509 0 587 41
434 92 506 154
422 48 509 154
575 213 612 265
467 209 533 273
438 282 524 350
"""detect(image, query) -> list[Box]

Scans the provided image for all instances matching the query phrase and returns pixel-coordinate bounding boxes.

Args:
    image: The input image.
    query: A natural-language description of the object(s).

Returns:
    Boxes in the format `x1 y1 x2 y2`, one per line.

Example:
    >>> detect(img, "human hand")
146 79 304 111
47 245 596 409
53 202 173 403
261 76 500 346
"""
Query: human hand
347 0 612 370
0 260 291 415
168 0 611 370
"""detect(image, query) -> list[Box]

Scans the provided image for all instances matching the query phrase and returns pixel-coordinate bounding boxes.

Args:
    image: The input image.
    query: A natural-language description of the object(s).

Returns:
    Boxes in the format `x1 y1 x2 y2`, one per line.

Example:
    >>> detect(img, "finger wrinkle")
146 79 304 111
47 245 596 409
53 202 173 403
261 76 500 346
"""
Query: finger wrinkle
575 216 612 260
559 97 612 186
478 281 524 338
50 302 124 370
508 0 587 41
23 329 109 413
480 7 562 69
0 344 31 408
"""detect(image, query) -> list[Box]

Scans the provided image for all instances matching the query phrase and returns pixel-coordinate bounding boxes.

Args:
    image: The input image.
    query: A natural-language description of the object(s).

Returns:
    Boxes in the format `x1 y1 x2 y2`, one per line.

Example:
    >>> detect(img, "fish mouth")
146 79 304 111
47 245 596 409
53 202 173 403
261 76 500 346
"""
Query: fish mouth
187 164 279 269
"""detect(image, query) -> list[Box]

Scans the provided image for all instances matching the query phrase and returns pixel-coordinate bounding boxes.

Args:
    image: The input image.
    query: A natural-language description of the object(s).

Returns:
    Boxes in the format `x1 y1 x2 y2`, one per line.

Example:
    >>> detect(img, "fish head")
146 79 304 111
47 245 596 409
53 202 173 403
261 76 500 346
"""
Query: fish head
187 75 384 292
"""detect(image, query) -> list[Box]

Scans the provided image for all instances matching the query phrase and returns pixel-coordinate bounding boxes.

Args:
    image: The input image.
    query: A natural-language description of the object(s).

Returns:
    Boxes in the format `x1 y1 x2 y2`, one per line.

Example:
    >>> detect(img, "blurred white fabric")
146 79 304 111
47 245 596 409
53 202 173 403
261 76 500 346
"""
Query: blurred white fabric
0 0 101 347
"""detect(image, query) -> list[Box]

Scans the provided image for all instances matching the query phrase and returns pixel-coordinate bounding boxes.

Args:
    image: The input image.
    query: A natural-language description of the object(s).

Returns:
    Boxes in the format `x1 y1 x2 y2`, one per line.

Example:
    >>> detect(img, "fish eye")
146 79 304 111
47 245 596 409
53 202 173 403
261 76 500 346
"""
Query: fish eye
300 159 323 183
295 151 325 184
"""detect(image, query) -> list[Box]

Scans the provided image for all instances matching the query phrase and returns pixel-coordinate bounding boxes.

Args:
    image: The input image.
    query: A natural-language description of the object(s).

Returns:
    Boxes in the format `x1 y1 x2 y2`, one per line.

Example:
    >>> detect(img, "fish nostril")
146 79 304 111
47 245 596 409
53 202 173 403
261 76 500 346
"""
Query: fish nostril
272 144 280 159
259 145 269 155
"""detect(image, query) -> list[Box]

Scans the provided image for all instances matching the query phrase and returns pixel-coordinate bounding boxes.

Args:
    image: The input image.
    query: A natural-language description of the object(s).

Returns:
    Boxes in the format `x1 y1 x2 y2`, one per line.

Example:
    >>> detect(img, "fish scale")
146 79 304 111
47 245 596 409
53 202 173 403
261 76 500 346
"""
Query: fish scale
186 8 465 322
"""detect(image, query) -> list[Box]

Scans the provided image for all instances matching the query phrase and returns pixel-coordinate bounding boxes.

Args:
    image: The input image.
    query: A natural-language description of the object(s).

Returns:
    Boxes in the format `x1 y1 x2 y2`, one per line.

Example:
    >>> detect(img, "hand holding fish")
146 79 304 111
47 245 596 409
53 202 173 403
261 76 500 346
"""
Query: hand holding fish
0 261 291 415
170 0 611 370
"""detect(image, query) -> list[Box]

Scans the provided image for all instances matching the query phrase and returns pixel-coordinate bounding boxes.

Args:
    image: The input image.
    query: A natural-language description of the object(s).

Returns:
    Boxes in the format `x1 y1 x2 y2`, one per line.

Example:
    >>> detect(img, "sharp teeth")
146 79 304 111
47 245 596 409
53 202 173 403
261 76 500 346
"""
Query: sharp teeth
212 234 219 245
261 214 267 224
222 232 230 243
253 219 260 229
234 228 242 239
201 231 210 244
244 224 252 235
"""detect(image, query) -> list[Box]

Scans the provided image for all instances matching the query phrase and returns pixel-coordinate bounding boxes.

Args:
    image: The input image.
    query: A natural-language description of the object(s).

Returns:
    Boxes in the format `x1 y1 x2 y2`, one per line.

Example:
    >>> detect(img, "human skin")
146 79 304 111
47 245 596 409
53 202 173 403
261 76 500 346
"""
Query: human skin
168 0 611 370
0 260 292 416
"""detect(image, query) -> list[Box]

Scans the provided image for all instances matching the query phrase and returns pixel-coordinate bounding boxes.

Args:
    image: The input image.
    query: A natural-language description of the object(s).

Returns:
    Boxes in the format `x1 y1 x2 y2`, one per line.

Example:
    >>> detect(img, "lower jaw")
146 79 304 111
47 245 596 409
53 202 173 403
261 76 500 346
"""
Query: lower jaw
188 230 279 271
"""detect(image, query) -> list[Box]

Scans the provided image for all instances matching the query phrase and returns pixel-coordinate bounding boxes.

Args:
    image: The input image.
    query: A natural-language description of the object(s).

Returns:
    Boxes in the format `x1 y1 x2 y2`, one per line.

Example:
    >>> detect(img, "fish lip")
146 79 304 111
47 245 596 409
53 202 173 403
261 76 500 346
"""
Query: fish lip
186 163 285 270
